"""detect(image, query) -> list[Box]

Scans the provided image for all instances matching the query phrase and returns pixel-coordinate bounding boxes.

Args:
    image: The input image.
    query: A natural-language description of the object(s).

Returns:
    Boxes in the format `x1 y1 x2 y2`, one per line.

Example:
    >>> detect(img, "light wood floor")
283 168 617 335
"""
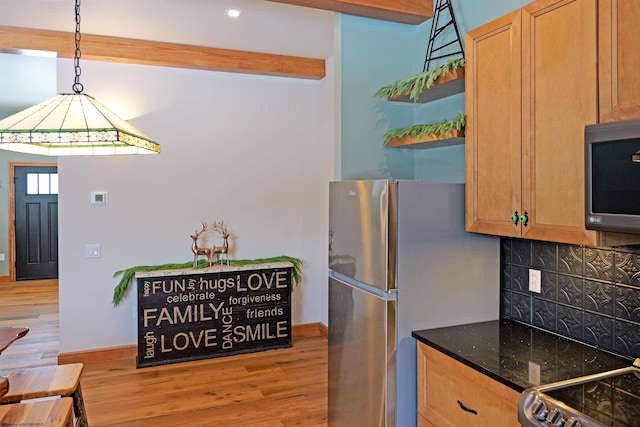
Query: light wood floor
0 280 328 426
0 279 60 371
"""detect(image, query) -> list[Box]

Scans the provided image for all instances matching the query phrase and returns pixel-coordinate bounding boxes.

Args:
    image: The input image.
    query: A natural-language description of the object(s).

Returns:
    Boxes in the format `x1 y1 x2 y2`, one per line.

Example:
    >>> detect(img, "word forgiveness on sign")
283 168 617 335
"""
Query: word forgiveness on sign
137 267 292 368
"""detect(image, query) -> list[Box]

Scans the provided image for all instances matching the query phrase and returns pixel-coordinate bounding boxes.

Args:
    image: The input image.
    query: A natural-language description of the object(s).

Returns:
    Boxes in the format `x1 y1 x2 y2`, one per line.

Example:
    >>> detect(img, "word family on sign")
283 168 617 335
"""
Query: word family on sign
137 266 292 368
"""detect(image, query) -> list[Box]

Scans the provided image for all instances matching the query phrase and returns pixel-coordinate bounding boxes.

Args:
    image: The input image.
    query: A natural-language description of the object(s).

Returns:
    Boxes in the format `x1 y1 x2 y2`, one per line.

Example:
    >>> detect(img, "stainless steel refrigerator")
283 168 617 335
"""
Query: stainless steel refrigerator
328 180 500 427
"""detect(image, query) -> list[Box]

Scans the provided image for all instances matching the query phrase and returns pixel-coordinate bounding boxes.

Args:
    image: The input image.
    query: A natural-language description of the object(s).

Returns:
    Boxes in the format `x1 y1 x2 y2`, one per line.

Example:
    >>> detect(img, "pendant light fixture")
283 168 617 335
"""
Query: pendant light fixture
0 0 160 155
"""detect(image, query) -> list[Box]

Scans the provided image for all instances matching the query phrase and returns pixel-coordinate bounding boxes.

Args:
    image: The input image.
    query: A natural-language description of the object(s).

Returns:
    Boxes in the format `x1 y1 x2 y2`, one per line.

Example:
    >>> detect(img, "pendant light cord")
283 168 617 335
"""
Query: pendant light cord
72 0 84 94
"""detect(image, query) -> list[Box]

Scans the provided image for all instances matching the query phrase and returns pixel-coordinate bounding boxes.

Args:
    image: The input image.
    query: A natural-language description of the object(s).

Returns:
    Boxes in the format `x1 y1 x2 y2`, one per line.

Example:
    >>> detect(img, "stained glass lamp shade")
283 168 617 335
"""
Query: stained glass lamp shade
0 92 160 155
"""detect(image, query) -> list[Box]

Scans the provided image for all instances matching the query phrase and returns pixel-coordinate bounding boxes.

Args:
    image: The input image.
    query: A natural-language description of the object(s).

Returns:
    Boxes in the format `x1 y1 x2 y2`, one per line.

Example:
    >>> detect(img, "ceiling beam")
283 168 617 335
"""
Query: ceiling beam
0 26 326 80
266 0 433 24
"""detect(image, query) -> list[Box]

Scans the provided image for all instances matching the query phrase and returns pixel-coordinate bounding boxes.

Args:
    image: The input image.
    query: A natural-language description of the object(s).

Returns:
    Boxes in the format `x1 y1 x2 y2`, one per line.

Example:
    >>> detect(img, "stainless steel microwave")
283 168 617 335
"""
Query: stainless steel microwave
585 118 640 233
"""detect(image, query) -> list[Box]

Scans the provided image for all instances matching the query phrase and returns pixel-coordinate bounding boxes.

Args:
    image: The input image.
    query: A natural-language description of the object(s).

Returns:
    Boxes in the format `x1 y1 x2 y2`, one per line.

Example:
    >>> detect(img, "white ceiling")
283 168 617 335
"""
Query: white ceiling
0 0 335 113
0 0 335 58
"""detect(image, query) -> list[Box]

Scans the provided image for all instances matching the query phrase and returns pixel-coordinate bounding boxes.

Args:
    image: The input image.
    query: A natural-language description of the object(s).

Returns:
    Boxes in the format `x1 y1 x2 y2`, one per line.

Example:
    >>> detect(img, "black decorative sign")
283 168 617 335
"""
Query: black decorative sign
136 265 292 368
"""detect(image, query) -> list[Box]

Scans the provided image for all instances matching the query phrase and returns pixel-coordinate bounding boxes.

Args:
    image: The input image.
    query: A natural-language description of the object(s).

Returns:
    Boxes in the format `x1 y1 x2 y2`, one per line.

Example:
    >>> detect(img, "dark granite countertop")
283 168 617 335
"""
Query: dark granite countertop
412 319 633 393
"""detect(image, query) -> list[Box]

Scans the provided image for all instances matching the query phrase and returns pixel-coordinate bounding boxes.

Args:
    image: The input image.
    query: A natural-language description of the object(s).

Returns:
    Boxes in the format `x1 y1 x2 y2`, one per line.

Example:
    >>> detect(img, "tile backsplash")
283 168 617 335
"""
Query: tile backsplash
501 238 640 359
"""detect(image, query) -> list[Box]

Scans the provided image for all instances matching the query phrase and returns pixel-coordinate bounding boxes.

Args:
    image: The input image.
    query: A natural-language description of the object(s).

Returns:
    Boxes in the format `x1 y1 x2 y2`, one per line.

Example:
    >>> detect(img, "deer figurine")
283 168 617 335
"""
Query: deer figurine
190 221 215 267
211 221 230 265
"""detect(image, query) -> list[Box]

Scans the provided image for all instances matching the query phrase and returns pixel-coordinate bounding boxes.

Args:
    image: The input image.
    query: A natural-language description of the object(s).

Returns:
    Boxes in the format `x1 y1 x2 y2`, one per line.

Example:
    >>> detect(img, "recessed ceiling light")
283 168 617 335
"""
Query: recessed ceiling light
226 9 242 18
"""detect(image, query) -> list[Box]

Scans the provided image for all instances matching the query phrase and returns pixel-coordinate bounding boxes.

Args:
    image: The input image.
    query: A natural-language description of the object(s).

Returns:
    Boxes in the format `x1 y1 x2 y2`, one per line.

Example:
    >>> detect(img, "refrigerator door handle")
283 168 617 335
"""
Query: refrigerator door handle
329 270 397 300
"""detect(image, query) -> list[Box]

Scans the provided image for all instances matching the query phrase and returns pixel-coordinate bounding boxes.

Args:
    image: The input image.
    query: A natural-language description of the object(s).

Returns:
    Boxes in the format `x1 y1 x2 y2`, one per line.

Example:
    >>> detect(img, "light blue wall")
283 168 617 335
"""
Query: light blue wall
340 0 532 182
340 15 417 180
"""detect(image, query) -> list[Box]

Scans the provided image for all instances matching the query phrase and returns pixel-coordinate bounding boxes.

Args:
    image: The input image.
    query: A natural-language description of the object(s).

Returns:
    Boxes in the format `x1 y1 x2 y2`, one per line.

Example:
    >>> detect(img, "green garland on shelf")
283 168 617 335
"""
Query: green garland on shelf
374 57 465 103
112 256 303 306
382 112 466 146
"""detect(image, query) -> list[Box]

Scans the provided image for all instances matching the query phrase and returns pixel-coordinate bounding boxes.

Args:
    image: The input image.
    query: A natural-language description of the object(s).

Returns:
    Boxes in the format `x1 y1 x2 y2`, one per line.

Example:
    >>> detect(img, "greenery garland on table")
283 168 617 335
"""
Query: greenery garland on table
374 57 465 103
382 112 466 146
112 256 303 306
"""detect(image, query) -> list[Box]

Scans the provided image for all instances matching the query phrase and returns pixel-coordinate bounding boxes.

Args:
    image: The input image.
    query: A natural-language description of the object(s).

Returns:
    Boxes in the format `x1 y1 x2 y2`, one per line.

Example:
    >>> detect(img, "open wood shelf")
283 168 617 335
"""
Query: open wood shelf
386 128 464 149
388 67 465 103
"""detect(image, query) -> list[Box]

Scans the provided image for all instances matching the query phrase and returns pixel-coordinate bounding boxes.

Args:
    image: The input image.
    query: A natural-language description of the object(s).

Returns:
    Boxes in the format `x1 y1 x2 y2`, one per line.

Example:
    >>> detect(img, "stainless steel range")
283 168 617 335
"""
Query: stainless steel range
519 358 640 427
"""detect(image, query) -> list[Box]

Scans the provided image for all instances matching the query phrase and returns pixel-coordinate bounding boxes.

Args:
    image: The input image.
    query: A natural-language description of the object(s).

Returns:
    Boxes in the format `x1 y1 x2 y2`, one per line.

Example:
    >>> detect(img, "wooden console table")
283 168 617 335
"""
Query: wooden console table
135 262 293 368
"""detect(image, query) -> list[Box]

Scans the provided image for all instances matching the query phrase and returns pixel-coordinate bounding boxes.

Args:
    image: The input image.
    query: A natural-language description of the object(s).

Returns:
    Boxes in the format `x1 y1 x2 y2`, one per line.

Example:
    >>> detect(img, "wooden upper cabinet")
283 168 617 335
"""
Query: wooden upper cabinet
465 9 523 238
520 0 598 244
599 0 640 122
466 0 601 245
265 0 433 24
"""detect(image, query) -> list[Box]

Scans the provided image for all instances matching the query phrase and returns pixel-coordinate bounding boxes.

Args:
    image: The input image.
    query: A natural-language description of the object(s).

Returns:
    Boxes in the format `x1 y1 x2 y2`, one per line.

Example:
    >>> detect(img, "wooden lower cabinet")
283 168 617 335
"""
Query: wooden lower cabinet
418 414 437 427
417 342 520 427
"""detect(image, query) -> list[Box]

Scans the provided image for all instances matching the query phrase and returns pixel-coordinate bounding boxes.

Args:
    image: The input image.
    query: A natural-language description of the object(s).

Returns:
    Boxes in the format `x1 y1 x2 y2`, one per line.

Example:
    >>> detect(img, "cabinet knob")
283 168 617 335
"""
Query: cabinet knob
510 211 519 224
519 212 529 226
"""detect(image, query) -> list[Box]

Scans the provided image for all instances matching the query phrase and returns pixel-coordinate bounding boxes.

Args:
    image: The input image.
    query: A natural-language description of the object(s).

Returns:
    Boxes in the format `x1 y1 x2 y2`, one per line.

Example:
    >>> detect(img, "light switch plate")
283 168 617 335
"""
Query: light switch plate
85 244 101 258
529 269 541 293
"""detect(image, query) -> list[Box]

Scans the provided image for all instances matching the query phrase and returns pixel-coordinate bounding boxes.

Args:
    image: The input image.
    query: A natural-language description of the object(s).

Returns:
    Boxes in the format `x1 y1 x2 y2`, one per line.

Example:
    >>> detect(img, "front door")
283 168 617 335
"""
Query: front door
14 165 59 280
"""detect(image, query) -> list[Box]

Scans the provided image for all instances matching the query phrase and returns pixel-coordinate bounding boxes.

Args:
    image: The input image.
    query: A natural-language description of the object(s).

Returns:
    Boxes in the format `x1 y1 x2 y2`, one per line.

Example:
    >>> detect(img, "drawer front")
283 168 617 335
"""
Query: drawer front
418 413 437 427
424 356 517 426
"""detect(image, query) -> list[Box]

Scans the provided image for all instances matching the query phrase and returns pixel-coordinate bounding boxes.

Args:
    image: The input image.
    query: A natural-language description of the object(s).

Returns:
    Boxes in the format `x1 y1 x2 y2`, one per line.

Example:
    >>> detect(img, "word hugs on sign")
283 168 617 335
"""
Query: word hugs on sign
137 266 292 368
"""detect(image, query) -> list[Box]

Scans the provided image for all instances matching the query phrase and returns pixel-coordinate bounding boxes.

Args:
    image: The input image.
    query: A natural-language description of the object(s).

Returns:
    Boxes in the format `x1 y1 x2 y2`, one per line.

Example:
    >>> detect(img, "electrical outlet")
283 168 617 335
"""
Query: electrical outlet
0 253 4 262
529 269 541 293
529 361 541 385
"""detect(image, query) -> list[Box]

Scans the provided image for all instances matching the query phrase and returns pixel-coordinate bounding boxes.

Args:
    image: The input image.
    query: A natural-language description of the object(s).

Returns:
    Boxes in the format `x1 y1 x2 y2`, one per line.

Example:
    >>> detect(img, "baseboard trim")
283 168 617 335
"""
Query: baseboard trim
58 322 328 365
0 275 12 283
291 322 328 339
58 344 137 365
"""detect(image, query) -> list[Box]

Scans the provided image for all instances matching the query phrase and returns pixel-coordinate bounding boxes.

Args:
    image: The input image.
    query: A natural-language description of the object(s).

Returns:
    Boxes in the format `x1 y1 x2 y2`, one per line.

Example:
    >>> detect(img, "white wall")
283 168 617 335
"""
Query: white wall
1 0 335 353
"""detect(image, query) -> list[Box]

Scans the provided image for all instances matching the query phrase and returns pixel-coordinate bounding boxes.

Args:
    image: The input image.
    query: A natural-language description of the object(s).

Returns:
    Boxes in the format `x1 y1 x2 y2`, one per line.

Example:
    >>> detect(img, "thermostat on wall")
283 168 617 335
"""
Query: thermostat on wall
90 191 108 205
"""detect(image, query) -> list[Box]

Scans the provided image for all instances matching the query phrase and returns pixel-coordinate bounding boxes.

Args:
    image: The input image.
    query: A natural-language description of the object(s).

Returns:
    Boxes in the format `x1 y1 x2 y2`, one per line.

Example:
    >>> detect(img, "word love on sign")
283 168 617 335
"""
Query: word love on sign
136 265 292 368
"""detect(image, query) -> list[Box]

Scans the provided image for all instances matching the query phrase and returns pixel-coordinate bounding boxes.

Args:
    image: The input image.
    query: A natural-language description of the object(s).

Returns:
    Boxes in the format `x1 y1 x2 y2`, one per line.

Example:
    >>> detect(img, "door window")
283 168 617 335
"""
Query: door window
26 173 59 195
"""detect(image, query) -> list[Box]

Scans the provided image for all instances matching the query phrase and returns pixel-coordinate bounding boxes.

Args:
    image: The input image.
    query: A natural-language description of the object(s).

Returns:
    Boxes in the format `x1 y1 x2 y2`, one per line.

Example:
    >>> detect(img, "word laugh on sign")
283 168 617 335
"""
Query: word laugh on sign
137 266 292 368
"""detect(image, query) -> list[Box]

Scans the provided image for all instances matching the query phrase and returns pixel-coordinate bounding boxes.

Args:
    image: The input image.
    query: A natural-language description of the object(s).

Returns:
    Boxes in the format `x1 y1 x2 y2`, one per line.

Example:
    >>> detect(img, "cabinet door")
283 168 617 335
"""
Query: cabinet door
520 0 598 244
465 10 522 237
599 0 640 121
